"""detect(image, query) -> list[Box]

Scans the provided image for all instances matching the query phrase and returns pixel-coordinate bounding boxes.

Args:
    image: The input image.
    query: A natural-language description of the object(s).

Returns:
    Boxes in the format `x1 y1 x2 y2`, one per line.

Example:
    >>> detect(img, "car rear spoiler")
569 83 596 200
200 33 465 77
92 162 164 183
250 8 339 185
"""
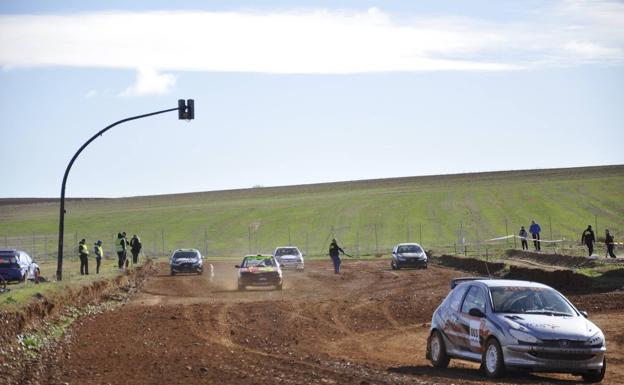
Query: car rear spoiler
451 277 489 289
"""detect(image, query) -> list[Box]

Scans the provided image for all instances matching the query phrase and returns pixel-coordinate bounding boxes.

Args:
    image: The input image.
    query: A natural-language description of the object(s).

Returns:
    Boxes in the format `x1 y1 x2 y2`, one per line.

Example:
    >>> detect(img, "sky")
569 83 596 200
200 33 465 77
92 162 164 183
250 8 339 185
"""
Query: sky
0 0 623 198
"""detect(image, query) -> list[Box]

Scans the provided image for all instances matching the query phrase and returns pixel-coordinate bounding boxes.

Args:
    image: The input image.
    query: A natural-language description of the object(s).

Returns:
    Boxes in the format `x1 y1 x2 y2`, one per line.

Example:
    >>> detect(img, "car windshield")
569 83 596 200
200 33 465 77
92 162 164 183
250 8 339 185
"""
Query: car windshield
242 257 275 268
397 245 423 253
490 286 577 316
173 251 198 259
275 248 299 256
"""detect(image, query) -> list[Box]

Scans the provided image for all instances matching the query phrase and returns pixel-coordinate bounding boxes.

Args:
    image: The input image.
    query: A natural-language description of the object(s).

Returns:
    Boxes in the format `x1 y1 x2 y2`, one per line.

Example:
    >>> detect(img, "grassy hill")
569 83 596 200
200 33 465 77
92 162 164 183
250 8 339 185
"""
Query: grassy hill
1 165 623 259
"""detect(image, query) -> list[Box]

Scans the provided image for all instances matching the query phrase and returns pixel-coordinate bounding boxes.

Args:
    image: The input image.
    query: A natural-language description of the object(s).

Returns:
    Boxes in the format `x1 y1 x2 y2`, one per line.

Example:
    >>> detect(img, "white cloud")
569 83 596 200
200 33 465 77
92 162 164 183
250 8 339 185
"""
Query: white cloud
85 89 98 98
119 67 176 97
0 2 622 74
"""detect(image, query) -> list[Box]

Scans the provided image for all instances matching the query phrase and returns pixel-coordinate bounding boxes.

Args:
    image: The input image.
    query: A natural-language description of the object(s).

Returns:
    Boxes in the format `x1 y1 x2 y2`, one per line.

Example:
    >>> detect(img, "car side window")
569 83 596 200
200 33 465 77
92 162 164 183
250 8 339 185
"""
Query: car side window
461 286 487 314
447 285 469 312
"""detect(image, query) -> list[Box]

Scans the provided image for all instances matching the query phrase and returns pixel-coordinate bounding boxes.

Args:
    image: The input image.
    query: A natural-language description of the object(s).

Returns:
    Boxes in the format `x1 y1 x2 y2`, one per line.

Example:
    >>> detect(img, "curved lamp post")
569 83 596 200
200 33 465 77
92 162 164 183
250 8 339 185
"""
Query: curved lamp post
56 99 194 281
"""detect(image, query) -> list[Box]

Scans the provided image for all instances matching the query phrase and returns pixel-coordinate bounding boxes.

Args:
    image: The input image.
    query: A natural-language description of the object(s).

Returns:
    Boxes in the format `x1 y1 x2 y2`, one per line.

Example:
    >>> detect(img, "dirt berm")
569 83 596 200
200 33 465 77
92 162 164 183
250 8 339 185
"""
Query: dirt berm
0 260 156 352
429 254 506 276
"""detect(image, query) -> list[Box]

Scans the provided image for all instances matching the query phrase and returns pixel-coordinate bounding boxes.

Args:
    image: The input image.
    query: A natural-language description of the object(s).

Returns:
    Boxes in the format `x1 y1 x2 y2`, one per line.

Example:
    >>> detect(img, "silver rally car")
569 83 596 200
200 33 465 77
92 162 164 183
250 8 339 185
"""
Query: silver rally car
427 278 606 382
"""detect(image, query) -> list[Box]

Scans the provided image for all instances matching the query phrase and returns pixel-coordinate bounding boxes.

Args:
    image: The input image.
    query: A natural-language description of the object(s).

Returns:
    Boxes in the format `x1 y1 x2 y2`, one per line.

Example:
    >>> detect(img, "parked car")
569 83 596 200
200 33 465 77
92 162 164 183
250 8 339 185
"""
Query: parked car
391 243 427 269
0 249 40 283
273 246 304 271
236 254 283 290
426 278 606 382
169 249 203 275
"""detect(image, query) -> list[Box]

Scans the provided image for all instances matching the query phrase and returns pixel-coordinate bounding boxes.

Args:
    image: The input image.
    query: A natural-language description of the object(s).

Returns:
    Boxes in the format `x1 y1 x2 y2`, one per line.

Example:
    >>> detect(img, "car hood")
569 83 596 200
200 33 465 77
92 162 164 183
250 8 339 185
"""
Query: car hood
398 252 426 258
172 258 199 264
240 266 279 273
498 314 600 340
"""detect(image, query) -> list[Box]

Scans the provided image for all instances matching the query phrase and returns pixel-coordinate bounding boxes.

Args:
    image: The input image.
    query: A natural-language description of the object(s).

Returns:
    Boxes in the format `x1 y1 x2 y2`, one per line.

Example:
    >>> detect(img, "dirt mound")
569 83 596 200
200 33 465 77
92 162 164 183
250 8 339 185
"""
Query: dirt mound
431 254 506 276
504 249 596 268
0 260 156 356
505 265 592 293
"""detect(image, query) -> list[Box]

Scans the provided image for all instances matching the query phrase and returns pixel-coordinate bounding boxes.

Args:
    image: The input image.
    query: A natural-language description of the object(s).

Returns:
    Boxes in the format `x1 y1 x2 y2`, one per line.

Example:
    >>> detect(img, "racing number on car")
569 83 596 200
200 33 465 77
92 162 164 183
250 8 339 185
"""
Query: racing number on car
469 320 481 347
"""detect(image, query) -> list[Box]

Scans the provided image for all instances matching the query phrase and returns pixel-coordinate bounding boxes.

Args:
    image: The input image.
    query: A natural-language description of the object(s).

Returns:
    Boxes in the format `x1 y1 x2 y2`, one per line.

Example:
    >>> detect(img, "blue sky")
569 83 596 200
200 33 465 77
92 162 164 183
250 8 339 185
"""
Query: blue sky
0 0 623 198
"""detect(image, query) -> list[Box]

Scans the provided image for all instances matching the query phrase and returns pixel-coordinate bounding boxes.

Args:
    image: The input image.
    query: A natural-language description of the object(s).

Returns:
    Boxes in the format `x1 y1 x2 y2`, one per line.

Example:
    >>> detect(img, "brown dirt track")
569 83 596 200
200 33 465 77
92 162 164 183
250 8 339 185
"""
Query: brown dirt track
23 260 624 384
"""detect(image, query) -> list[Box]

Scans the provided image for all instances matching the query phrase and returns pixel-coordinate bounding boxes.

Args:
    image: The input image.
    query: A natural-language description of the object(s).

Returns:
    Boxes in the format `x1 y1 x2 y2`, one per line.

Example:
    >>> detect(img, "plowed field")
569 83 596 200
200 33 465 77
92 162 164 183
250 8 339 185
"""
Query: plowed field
28 260 624 384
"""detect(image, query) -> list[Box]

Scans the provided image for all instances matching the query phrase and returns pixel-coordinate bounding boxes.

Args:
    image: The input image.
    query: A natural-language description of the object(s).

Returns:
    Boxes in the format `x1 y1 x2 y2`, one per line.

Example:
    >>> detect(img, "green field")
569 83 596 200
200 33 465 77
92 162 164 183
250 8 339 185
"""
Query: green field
1 165 623 261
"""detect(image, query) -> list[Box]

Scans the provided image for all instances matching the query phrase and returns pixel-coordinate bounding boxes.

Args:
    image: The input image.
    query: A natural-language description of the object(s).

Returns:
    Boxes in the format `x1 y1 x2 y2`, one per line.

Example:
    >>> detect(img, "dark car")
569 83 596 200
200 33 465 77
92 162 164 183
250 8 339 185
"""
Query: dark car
236 254 283 291
391 243 427 269
169 249 203 275
426 278 606 382
0 249 39 283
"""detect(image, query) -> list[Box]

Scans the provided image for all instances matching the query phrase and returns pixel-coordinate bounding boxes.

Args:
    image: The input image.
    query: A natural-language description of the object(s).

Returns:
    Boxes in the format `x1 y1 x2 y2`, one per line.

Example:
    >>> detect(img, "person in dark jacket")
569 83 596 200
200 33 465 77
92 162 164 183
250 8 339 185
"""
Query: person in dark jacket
529 220 541 251
78 238 89 275
329 238 345 274
94 240 103 274
581 225 595 256
519 226 529 250
605 229 617 258
116 232 129 269
130 234 142 265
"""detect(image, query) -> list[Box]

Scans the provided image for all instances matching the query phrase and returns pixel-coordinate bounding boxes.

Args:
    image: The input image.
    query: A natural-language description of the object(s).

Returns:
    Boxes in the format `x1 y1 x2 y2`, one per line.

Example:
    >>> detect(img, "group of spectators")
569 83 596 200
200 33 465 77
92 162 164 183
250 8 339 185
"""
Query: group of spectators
77 232 142 275
518 220 617 258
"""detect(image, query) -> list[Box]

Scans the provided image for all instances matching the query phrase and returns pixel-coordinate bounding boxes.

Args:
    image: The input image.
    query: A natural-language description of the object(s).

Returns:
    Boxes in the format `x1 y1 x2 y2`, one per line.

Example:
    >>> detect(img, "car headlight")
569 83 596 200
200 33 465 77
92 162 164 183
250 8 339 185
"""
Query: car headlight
586 332 604 346
510 329 541 344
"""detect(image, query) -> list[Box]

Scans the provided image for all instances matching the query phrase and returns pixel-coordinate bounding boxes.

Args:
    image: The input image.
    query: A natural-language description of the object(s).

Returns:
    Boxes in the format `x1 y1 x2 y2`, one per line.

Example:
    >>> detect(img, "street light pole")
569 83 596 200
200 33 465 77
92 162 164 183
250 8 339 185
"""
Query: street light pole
56 100 194 281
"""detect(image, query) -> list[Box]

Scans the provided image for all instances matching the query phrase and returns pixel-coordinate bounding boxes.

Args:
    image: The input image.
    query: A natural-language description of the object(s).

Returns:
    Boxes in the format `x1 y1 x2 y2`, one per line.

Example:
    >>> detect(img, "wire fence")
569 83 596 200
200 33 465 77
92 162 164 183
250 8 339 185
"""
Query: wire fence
2 220 622 262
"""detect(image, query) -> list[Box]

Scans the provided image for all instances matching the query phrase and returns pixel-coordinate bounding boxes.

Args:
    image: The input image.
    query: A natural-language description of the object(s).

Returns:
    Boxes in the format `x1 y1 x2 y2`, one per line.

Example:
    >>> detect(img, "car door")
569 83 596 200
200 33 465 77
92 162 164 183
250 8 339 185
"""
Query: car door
458 285 488 353
440 284 469 350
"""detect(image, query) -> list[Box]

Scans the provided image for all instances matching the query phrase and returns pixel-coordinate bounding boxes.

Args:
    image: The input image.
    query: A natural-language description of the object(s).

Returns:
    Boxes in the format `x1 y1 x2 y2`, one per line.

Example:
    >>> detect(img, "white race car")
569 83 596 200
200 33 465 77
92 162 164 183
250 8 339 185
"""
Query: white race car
273 246 304 271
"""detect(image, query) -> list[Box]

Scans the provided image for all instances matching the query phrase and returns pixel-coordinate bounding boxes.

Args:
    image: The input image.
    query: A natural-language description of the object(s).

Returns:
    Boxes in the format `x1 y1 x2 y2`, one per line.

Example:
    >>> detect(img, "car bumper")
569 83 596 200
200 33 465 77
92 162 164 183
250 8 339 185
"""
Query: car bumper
280 262 304 270
504 344 606 372
239 274 282 286
396 259 427 268
171 264 202 273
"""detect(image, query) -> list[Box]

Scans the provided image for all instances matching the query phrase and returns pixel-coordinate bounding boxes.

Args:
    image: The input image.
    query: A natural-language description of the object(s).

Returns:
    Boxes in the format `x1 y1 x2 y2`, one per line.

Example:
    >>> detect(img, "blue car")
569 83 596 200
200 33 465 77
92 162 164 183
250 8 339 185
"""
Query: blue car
0 249 39 283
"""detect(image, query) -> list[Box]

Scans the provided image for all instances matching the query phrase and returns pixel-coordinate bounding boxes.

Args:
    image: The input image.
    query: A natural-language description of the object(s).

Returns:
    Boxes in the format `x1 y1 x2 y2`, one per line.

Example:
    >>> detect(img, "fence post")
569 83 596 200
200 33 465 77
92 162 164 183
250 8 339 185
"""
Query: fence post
161 230 165 257
419 223 422 245
505 218 509 249
305 231 309 257
44 235 48 260
374 224 379 255
406 223 410 242
288 227 291 246
549 216 554 254
204 228 208 256
248 226 252 253
356 229 360 257
32 232 35 259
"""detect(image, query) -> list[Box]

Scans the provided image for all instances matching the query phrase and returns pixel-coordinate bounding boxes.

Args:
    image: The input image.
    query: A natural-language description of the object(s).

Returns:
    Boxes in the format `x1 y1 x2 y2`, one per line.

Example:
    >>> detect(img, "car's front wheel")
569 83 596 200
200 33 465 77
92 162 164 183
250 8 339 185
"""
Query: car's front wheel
170 269 176 276
483 338 505 378
582 357 606 383
429 330 450 368
391 260 399 270
237 282 244 291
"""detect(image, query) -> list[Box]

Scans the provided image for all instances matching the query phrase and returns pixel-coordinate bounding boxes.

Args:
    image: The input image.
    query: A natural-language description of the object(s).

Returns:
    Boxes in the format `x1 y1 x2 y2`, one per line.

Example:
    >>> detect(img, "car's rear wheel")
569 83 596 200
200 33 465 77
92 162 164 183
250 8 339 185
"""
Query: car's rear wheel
483 338 505 378
429 330 450 368
276 282 283 290
582 357 606 383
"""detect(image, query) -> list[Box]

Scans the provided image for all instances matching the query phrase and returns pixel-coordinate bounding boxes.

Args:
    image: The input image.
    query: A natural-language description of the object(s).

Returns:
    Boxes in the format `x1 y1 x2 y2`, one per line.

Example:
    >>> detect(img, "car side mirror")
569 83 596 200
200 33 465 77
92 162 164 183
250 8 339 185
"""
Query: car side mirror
234 265 240 268
469 308 485 318
580 310 588 318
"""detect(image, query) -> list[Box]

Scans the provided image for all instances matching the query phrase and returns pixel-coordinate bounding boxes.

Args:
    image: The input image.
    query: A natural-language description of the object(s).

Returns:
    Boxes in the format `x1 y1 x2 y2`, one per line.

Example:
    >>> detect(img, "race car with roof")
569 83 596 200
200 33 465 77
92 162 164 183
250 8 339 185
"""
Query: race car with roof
235 254 283 290
390 242 427 269
273 246 304 270
169 248 203 275
426 278 606 382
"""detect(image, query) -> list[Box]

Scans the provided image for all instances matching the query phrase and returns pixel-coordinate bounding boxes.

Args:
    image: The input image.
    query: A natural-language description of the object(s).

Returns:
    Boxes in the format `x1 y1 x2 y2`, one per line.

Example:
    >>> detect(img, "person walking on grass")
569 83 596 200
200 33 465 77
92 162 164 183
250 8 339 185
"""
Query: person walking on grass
605 229 617 258
519 226 529 250
529 220 542 251
329 238 350 274
94 240 103 274
581 225 595 257
130 234 142 265
78 238 89 275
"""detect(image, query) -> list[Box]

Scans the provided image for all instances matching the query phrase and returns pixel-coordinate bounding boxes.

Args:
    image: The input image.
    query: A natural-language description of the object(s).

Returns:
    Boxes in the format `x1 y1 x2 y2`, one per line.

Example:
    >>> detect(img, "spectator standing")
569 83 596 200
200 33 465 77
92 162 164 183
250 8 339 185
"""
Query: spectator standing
116 232 129 269
529 220 541 251
519 226 529 250
78 238 89 275
581 225 595 256
605 229 617 258
130 234 142 265
94 240 103 274
328 238 345 274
